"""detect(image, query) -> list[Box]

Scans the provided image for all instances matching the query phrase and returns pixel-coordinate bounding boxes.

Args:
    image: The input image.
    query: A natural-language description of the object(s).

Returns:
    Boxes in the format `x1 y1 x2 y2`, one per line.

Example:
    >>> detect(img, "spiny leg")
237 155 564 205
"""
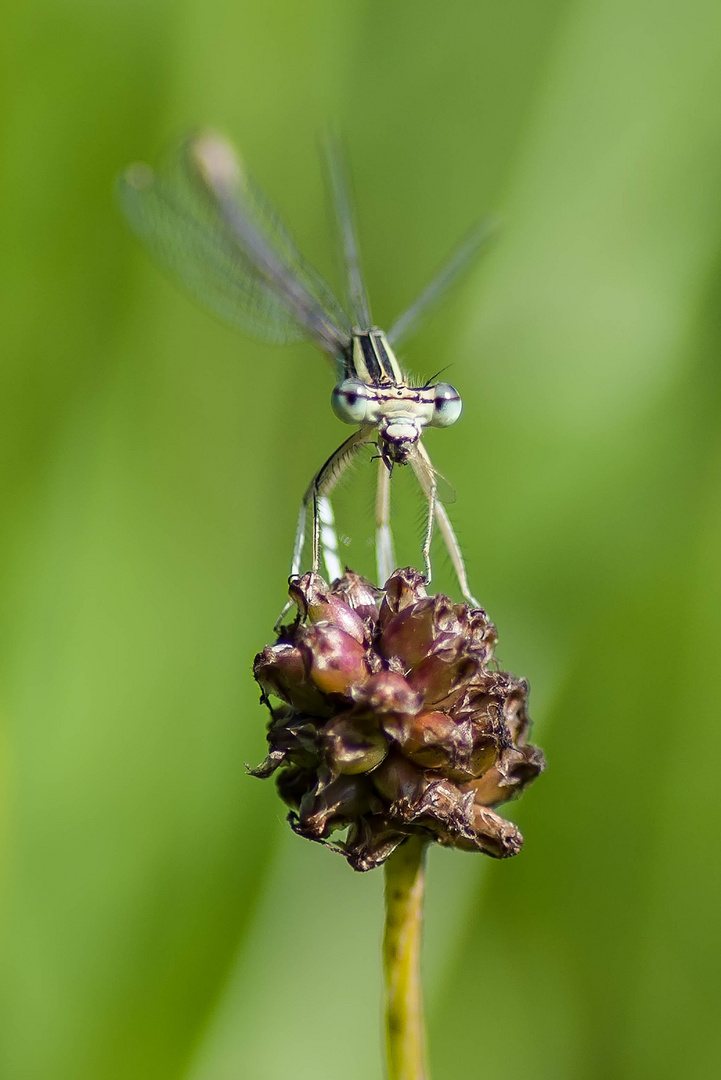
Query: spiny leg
407 443 437 587
317 495 342 582
410 442 480 607
432 499 480 608
278 498 309 629
375 457 396 586
277 429 372 630
289 490 346 583
308 429 372 574
292 429 370 582
420 469 437 587
290 500 307 578
291 427 371 583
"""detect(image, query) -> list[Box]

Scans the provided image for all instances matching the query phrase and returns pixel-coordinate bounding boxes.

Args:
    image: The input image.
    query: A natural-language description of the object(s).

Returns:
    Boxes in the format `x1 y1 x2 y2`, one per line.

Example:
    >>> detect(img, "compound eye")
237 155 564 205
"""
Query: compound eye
331 379 372 424
430 383 462 427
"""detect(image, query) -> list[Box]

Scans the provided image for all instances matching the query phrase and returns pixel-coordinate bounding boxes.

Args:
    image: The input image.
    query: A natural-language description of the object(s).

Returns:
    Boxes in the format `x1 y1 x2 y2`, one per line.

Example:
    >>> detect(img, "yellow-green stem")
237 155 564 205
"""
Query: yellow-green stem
383 836 429 1080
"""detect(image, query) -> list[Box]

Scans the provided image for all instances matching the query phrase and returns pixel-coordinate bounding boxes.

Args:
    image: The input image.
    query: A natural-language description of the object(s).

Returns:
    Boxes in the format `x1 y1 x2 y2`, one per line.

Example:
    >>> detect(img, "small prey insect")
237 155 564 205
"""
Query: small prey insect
118 132 491 609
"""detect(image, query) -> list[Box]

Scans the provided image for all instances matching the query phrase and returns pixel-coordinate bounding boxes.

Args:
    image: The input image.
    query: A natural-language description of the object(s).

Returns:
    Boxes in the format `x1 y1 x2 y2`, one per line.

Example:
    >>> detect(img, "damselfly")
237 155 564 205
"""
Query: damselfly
119 132 490 608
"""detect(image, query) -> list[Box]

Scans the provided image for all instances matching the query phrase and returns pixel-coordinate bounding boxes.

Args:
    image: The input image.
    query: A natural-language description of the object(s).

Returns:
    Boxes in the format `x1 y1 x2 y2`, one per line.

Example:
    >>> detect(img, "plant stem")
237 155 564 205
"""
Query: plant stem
383 835 429 1080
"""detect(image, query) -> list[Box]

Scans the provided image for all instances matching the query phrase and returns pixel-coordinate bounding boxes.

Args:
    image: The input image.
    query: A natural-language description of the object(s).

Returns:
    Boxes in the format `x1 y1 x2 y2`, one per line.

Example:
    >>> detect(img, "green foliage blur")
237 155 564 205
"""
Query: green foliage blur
3 1 721 1077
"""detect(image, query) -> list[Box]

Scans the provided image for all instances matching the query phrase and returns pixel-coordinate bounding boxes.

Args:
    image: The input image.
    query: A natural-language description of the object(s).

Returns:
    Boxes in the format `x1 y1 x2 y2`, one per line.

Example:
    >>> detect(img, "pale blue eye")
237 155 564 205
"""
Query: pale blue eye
331 379 372 424
430 383 462 427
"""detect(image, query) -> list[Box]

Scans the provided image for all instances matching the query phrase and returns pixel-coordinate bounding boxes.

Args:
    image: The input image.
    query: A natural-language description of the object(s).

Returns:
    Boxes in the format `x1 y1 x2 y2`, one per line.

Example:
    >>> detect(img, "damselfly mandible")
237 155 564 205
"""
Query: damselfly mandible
119 133 491 613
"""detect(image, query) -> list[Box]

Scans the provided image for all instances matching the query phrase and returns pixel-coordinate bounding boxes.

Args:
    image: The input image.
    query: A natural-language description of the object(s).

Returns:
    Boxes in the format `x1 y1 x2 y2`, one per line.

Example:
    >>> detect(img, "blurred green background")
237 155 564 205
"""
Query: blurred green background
3 0 721 1077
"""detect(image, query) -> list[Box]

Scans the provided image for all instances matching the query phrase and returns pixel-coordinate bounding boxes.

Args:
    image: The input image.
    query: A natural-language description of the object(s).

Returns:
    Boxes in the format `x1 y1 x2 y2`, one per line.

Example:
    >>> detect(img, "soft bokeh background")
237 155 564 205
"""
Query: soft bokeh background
3 1 721 1077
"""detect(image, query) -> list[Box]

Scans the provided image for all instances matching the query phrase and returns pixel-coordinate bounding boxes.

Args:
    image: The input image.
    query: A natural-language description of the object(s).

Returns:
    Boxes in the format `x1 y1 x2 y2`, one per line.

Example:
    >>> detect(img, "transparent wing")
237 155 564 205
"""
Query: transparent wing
387 218 497 347
323 133 372 329
118 131 353 357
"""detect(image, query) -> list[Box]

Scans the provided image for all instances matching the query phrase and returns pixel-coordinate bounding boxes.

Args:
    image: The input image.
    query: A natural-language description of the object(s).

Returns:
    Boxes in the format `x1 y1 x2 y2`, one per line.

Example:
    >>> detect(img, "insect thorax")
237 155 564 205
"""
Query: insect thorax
346 329 403 387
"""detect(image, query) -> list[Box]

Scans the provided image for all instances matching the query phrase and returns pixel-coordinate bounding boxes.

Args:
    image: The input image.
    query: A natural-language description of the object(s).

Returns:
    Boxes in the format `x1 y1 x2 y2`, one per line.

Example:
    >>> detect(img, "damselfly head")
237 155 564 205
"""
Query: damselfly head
331 371 463 465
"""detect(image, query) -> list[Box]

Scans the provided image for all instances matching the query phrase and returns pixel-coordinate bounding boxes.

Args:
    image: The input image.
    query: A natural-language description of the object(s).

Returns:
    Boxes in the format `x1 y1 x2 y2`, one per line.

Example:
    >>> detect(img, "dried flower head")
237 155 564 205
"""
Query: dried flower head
250 568 545 871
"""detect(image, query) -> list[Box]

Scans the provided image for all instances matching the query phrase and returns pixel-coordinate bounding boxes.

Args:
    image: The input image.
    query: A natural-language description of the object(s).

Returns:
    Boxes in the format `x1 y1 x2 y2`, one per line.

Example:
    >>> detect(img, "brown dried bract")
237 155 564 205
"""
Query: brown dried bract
250 569 545 871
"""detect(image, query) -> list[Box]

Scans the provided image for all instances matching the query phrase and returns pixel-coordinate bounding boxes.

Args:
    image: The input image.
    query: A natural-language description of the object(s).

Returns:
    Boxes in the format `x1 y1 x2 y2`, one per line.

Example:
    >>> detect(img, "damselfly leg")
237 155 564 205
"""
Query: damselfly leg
409 442 480 607
317 496 342 582
375 457 396 586
276 428 373 628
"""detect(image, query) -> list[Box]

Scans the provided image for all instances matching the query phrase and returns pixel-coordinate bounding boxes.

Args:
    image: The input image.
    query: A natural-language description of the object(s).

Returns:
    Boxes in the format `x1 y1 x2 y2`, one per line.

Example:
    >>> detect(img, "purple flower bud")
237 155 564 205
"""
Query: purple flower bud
276 765 313 810
253 643 329 716
297 774 373 838
397 777 476 840
383 709 462 768
290 572 367 643
344 816 409 872
407 651 479 709
371 751 429 806
323 712 389 774
377 567 428 627
378 601 438 668
469 805 524 858
331 571 383 621
268 716 321 769
299 623 368 697
466 731 503 779
502 678 532 742
352 671 423 716
464 743 546 807
464 607 498 660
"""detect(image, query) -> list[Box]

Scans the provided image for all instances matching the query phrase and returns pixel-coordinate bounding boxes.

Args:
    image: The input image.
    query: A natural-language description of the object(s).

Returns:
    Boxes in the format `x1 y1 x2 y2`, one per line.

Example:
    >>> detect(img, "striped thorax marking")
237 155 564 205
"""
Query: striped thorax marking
347 328 403 385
